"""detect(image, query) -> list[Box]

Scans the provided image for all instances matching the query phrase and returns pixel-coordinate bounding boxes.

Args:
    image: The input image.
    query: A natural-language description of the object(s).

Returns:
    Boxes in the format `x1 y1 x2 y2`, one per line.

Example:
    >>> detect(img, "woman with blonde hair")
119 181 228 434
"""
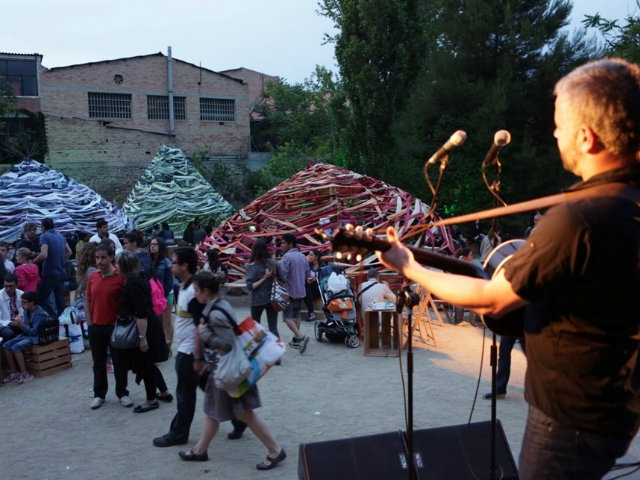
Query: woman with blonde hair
116 251 171 413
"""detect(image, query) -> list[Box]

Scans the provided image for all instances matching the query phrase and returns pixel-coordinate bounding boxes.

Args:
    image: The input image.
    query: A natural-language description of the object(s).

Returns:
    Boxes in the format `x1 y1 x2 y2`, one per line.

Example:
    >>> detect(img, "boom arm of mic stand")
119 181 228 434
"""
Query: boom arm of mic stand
424 154 451 220
481 156 508 208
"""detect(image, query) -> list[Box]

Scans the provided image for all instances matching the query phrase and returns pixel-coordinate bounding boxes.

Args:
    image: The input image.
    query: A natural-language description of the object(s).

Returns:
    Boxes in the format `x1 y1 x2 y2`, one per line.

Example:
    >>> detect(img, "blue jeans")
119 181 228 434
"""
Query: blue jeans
251 303 280 338
167 352 208 441
496 336 525 394
37 273 66 319
519 406 630 480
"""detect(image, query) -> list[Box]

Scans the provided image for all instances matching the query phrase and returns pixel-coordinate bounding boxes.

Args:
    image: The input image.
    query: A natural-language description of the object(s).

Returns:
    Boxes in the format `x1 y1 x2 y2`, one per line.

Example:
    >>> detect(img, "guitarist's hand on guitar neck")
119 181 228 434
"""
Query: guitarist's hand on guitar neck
375 227 417 277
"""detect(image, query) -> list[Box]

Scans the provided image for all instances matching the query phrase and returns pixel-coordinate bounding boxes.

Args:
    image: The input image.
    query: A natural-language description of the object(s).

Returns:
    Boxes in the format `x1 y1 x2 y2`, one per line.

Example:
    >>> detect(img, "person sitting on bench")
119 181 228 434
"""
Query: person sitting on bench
2 291 49 385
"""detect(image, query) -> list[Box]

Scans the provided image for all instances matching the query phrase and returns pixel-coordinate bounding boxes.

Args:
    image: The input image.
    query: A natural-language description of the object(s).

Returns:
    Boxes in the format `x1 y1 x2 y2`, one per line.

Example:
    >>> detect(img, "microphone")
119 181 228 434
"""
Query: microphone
427 130 467 165
483 130 511 167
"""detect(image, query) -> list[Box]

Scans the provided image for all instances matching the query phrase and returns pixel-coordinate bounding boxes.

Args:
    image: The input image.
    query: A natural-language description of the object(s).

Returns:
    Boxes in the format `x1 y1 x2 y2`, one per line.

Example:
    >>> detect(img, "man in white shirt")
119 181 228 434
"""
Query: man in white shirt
0 274 24 342
89 219 123 255
153 247 203 447
358 268 396 322
0 242 15 273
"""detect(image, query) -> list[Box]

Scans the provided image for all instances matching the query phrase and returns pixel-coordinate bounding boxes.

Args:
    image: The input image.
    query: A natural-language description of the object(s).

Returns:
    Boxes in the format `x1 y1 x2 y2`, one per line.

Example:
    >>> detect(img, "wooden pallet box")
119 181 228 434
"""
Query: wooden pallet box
24 337 72 378
363 309 404 357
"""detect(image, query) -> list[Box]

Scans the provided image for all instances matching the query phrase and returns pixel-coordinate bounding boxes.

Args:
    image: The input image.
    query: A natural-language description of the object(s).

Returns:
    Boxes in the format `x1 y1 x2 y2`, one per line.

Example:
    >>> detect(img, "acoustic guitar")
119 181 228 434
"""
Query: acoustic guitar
322 227 525 337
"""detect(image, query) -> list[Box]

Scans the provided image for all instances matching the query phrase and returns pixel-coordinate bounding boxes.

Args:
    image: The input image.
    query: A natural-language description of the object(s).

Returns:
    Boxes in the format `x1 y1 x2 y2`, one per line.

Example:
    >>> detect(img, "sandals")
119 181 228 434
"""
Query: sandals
256 448 286 470
179 448 209 462
133 401 159 413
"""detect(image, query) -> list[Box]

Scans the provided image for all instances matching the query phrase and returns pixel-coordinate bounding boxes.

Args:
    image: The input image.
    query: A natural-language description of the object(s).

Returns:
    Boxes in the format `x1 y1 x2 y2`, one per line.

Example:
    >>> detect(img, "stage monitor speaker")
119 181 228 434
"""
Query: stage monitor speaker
411 420 519 480
298 430 412 480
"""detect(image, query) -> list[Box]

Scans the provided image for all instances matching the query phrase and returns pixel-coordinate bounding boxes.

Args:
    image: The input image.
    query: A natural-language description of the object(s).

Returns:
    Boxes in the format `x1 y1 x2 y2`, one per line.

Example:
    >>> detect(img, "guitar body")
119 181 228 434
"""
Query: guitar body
324 227 526 337
480 239 525 338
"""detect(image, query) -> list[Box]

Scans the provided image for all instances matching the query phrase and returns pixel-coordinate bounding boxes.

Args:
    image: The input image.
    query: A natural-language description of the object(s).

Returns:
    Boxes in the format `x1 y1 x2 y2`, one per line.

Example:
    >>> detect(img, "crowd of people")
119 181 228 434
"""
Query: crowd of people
1 57 639 478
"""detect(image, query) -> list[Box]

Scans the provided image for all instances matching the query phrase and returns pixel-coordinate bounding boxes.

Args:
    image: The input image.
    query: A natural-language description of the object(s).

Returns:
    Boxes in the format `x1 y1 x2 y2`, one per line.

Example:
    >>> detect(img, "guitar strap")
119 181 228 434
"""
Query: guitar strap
433 182 640 226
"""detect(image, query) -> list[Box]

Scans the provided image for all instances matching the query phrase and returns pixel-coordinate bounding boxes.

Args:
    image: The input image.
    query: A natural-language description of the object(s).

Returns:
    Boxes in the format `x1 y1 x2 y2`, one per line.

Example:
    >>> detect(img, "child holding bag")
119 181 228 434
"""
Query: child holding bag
178 271 286 471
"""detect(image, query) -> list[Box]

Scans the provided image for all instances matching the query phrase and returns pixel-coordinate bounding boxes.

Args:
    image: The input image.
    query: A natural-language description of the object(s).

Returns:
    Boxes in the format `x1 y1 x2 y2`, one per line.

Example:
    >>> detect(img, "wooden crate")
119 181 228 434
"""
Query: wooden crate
364 309 404 357
24 337 72 378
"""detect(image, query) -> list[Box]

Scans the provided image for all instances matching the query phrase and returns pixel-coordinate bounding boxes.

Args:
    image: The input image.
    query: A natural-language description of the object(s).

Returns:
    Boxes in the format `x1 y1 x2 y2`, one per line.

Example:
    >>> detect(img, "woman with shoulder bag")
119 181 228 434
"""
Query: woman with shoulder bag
178 271 286 471
148 237 175 352
245 239 285 341
116 251 172 413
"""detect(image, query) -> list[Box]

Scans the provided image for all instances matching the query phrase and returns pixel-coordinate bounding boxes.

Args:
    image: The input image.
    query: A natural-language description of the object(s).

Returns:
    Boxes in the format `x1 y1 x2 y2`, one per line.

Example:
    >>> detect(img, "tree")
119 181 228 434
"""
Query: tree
319 0 428 179
252 66 348 192
583 1 640 63
392 0 597 232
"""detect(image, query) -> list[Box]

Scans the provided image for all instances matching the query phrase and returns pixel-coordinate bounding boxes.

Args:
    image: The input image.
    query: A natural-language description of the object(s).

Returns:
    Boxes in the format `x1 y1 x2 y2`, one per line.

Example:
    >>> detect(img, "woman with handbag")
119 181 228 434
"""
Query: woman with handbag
178 271 286 471
148 237 175 352
245 239 285 342
116 251 171 413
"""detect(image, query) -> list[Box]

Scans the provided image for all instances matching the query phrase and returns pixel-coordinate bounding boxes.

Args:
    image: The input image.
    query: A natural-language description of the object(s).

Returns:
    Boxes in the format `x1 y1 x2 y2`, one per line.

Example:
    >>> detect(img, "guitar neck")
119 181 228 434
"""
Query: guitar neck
329 228 488 280
398 245 488 280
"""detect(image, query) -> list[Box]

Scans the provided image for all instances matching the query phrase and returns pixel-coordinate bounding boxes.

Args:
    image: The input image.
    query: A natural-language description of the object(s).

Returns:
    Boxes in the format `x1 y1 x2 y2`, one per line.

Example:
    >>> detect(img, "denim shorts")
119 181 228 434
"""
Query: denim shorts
283 298 303 321
3 336 36 353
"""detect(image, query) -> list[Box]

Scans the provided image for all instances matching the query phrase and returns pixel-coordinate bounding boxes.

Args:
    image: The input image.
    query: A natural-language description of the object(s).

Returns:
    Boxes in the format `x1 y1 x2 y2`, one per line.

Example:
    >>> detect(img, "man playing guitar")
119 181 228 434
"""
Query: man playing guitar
378 58 640 480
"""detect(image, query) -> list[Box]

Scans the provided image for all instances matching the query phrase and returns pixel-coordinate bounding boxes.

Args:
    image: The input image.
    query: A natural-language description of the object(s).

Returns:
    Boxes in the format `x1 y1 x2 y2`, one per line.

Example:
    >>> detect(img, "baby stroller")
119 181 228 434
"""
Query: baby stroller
314 265 360 348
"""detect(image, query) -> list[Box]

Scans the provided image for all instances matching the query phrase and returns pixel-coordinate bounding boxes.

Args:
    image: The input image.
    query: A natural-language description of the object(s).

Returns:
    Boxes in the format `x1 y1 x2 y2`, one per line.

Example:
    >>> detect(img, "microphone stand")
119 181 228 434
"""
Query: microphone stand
398 284 421 480
481 157 503 480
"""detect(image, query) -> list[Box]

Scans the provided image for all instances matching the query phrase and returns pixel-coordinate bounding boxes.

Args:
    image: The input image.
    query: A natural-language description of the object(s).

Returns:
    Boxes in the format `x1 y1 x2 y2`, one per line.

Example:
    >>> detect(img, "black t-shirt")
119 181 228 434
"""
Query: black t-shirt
504 168 640 440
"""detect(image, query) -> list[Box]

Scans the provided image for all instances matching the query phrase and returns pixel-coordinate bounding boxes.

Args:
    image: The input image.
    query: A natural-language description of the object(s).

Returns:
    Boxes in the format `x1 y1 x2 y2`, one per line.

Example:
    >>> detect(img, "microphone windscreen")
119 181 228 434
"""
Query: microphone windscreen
451 130 467 146
494 130 511 146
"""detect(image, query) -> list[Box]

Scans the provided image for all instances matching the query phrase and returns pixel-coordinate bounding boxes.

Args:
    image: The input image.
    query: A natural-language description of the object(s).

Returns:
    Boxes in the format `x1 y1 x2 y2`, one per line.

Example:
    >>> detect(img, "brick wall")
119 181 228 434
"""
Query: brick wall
41 54 252 204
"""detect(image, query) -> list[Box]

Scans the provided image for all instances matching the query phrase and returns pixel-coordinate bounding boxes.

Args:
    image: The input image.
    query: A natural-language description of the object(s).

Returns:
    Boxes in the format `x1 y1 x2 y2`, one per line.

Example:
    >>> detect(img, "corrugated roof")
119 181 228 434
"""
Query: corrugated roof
46 52 243 84
0 52 43 57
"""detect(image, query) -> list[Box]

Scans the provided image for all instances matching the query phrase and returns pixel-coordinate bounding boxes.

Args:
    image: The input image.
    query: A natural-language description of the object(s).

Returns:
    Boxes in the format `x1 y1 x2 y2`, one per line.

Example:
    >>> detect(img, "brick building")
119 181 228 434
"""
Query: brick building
37 51 252 204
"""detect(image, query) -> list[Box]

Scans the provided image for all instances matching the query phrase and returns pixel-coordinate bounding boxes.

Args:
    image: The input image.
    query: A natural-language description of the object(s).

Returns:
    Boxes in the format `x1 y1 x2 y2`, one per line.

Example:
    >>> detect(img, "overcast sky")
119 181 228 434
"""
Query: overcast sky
2 0 637 85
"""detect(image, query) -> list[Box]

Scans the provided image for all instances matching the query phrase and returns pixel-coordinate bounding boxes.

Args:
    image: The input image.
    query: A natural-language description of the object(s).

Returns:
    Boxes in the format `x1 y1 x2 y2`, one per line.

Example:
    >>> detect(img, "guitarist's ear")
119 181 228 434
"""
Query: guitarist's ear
579 125 605 155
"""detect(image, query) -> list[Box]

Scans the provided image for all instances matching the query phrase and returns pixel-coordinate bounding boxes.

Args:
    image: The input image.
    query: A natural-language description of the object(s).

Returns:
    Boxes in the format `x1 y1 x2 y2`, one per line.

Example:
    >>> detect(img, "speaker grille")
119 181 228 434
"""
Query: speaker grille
412 420 519 480
299 430 410 480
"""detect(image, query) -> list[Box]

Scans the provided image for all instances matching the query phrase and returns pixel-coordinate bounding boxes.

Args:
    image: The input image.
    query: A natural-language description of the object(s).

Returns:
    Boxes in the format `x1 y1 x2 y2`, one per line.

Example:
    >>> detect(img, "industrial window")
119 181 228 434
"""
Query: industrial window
0 59 38 96
200 98 235 122
88 92 132 119
147 95 186 120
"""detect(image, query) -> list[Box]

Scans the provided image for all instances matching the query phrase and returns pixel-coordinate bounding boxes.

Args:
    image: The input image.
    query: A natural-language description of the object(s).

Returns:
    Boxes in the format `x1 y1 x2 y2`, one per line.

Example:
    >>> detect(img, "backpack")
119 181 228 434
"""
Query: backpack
149 278 167 316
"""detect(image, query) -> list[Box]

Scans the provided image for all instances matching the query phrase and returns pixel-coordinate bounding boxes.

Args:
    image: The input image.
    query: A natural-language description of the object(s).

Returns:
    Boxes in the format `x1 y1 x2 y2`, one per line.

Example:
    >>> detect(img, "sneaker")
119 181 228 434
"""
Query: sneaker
106 363 114 374
305 314 316 322
288 339 300 349
91 397 105 409
16 373 34 385
2 372 20 384
482 392 506 400
298 335 309 354
120 395 134 407
457 321 470 327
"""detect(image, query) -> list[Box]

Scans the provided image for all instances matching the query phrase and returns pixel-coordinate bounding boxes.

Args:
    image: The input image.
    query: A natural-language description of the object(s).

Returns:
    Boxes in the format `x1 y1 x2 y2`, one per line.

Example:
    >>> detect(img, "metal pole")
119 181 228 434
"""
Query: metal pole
167 46 175 136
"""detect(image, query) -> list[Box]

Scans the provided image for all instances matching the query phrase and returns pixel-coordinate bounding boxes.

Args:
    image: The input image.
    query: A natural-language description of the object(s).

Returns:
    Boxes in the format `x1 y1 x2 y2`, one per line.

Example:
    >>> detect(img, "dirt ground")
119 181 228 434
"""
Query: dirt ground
2 291 639 480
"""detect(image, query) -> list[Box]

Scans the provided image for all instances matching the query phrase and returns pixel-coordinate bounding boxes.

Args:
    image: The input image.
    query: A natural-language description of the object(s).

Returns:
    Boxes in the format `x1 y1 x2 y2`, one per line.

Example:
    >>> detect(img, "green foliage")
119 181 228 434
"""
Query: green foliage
252 66 349 195
255 141 315 195
391 0 596 234
583 1 640 63
319 0 428 179
190 147 249 210
1 109 47 164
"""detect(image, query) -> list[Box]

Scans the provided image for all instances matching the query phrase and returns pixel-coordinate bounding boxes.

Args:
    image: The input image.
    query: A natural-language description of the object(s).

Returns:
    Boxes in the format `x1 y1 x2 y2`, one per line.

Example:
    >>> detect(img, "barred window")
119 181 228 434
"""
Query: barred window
200 98 235 122
88 92 131 119
147 95 186 120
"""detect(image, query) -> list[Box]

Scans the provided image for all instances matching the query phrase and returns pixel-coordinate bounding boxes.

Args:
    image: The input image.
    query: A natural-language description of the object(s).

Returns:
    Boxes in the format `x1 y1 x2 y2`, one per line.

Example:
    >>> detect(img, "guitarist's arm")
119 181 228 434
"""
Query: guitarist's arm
377 227 528 318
